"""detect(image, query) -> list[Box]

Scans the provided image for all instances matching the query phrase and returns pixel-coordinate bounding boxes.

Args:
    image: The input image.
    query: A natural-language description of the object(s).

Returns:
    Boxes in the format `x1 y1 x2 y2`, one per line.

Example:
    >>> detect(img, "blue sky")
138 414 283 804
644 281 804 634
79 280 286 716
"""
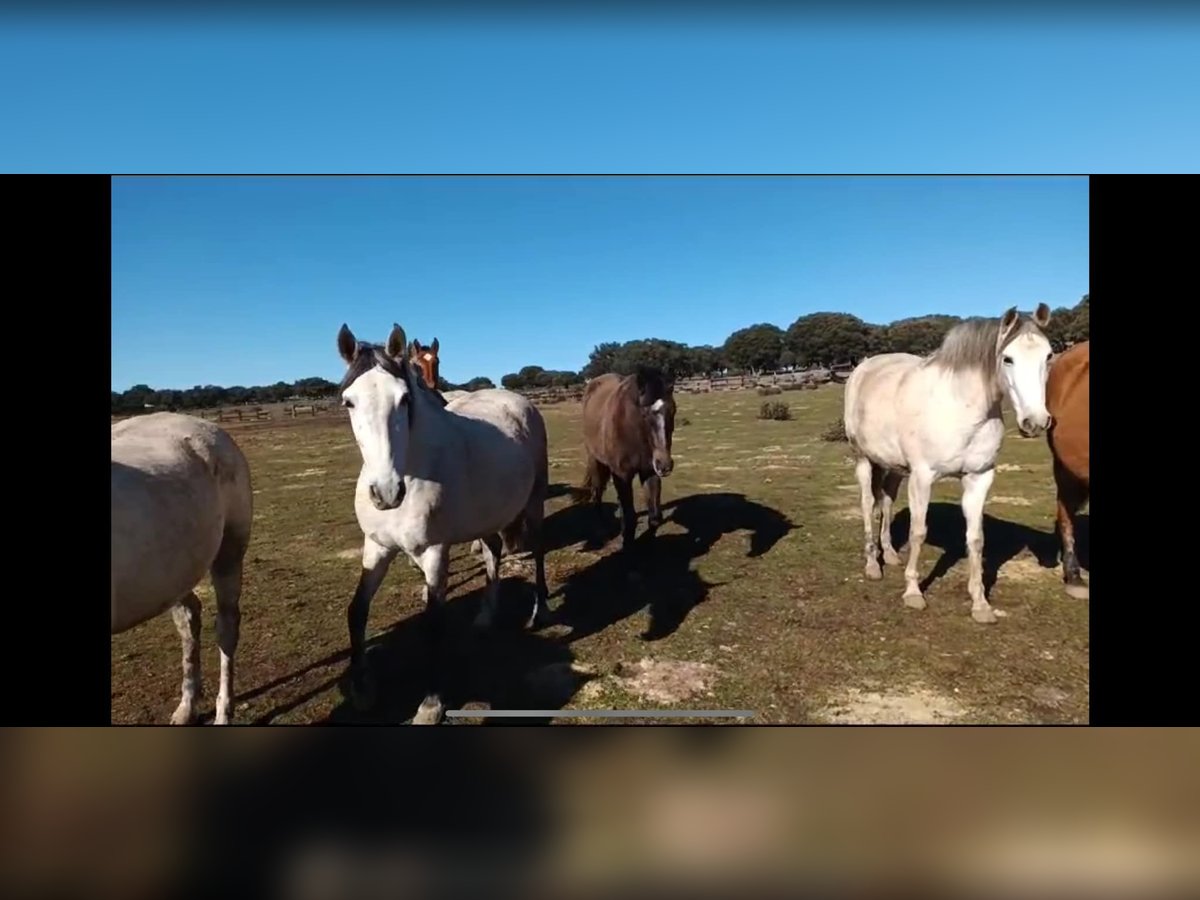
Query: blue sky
111 176 1088 390
3 12 1200 173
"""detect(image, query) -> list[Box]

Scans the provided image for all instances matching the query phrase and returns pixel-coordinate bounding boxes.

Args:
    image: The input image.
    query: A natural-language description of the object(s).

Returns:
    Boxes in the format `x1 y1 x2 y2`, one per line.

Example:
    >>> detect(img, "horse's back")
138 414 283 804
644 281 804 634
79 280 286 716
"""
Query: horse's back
111 413 252 632
1046 342 1089 481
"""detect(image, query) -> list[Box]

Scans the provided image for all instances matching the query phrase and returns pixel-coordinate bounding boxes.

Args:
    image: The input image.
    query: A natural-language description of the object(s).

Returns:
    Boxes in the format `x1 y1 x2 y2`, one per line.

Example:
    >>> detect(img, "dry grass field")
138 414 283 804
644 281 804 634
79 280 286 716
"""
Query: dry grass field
111 384 1088 724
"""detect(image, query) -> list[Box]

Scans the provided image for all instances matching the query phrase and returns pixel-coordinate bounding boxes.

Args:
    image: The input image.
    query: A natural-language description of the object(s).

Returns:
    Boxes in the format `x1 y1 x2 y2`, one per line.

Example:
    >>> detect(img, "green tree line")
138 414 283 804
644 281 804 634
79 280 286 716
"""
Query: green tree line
113 295 1088 410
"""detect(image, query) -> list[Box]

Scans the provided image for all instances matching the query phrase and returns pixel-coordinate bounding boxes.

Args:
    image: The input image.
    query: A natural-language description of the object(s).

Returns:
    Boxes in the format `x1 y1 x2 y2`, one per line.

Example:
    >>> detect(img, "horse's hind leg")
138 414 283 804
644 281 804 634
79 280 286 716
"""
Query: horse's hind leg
878 471 904 566
170 591 202 725
346 538 398 712
473 534 504 631
613 474 639 559
855 457 883 580
586 456 613 535
1053 459 1089 600
523 493 553 630
962 468 998 624
210 527 249 724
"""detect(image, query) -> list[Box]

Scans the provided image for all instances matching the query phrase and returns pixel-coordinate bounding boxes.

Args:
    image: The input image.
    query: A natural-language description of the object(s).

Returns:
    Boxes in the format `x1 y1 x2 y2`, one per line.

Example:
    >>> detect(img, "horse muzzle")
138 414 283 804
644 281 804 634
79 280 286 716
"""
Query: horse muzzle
653 458 675 478
368 482 406 510
1018 414 1052 438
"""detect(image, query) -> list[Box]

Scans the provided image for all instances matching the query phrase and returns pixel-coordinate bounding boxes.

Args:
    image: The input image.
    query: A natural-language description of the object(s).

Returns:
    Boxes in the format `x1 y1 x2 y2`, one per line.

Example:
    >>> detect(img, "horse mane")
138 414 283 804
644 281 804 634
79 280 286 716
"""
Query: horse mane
630 364 674 405
924 312 1047 401
927 314 1044 373
337 342 409 394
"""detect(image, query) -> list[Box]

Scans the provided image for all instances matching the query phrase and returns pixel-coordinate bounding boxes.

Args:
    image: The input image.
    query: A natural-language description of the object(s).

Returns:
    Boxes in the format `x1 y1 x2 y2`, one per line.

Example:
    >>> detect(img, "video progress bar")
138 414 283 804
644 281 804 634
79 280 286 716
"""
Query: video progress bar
444 709 754 719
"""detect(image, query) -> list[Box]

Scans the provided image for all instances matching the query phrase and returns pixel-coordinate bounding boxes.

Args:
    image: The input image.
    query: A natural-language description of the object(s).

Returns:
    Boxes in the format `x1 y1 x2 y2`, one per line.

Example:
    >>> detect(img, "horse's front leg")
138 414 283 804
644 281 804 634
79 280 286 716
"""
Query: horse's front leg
413 544 451 725
961 468 998 624
639 471 664 530
473 534 504 631
902 467 935 610
346 537 398 711
1053 459 1089 600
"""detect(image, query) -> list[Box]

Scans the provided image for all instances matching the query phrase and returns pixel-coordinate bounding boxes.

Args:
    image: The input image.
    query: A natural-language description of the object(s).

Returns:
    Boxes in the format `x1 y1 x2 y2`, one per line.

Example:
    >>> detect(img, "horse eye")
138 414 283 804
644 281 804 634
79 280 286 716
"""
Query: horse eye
1002 356 1013 366
342 397 354 409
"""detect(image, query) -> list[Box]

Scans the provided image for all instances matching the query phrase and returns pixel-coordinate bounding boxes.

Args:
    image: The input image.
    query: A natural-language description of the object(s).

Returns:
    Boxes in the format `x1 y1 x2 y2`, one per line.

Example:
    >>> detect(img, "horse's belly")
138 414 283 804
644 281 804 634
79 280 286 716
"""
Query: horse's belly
111 498 224 633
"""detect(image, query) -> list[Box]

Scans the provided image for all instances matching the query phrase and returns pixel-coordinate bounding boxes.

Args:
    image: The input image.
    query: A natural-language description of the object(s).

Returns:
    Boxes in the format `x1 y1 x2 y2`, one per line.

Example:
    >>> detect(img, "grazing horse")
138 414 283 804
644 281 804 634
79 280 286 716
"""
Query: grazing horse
409 336 470 404
844 304 1053 623
1045 340 1090 600
111 413 252 723
574 367 676 564
337 322 551 724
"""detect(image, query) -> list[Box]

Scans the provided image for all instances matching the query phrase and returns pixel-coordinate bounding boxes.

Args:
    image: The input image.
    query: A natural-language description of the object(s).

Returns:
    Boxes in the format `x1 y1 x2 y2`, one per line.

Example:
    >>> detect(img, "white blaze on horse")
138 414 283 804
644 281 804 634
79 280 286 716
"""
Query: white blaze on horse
844 304 1053 623
337 322 552 724
111 413 253 723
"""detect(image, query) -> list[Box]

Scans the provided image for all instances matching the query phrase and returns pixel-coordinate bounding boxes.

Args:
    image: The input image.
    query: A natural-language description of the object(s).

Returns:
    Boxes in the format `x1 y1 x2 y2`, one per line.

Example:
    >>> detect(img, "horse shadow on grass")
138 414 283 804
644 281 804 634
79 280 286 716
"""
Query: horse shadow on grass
889 502 1088 595
545 491 797 644
250 577 597 726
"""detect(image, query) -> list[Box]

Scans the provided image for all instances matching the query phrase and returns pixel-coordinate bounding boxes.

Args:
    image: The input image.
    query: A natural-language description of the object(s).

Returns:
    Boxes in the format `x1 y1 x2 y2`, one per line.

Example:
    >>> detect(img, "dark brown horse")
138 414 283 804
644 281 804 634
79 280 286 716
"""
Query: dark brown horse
574 366 676 564
1045 340 1089 599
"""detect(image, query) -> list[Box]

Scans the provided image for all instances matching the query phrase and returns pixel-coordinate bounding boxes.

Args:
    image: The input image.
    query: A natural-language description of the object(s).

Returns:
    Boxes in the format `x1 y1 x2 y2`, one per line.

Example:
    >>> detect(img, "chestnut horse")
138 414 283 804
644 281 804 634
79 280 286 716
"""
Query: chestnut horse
409 337 469 404
573 367 676 567
1045 340 1089 599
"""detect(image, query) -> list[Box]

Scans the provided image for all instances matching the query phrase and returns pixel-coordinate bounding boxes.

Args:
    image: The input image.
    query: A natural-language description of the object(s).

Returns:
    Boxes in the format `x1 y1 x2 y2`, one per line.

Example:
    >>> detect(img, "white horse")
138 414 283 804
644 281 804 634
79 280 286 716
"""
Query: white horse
844 304 1053 623
111 413 253 723
337 322 552 724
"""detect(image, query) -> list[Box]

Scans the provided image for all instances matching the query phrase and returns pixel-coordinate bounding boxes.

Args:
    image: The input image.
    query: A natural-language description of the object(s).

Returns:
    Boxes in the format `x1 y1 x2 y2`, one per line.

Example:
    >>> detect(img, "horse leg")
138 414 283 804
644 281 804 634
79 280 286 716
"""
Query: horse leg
902 467 934 610
346 538 398 712
879 471 904 566
169 591 202 725
640 471 664 530
473 534 504 631
523 493 554 630
209 526 247 724
587 456 612 535
962 469 998 624
413 544 451 725
855 457 883 580
1054 459 1089 600
613 474 639 559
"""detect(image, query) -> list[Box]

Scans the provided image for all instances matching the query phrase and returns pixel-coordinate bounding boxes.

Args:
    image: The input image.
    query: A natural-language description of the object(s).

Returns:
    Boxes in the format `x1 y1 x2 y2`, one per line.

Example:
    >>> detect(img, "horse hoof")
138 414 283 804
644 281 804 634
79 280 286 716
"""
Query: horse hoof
971 605 999 624
902 592 926 610
528 605 556 630
350 673 378 712
412 696 445 725
170 705 195 725
471 611 495 632
647 515 663 530
882 548 903 566
865 561 883 581
1064 582 1090 600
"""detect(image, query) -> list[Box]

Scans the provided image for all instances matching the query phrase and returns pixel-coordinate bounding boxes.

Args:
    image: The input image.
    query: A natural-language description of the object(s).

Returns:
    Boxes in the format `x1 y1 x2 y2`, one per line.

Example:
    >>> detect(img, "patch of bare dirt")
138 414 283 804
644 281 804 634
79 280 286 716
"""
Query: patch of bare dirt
989 495 1032 506
612 658 717 705
286 468 327 479
334 548 361 560
998 554 1055 583
816 683 967 724
995 463 1023 472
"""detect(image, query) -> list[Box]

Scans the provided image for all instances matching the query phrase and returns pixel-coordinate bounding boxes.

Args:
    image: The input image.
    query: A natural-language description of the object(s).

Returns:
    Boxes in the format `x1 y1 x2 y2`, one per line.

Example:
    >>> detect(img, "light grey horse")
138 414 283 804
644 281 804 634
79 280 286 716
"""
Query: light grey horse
844 305 1053 623
111 413 253 723
337 322 552 724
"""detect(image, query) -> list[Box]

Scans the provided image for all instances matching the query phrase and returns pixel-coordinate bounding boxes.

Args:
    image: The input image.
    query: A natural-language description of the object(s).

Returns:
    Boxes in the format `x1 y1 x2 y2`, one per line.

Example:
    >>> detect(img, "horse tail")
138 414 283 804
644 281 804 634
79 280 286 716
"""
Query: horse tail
568 466 596 506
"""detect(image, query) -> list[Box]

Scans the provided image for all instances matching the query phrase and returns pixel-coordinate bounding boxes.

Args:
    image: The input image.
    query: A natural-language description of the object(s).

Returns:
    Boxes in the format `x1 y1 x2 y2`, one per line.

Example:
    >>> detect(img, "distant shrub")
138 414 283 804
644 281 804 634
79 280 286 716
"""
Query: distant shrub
757 385 782 396
822 419 848 442
758 401 792 421
781 382 804 391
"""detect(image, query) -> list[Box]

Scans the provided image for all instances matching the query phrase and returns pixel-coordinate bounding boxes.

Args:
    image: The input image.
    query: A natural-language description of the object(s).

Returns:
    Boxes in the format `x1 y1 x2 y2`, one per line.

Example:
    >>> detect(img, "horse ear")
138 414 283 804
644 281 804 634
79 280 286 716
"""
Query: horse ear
409 339 422 357
337 324 357 365
431 337 439 354
1033 302 1051 328
386 323 408 360
998 306 1019 340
